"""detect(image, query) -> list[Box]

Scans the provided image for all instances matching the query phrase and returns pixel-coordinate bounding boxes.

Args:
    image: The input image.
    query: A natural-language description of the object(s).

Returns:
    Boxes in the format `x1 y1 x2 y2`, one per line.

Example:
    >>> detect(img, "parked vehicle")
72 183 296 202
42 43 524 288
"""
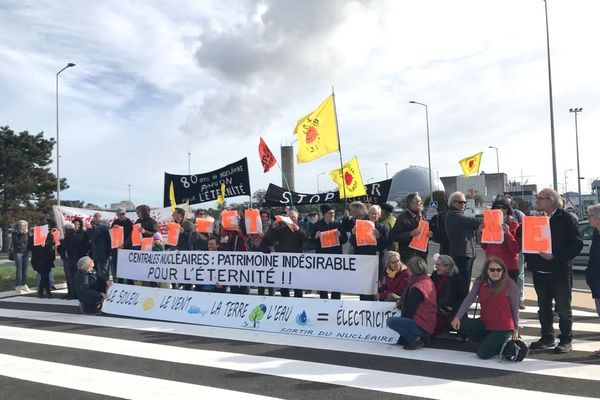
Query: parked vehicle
573 221 593 271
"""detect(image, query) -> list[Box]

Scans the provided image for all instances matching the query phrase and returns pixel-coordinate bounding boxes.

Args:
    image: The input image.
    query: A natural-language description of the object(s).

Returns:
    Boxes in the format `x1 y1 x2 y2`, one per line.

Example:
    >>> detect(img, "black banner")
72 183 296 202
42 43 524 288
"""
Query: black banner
163 158 251 207
263 179 392 207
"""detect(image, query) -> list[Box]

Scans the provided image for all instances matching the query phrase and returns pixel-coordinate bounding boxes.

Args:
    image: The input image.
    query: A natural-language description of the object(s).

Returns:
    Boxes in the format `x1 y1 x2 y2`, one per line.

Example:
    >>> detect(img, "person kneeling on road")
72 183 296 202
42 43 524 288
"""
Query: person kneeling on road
451 257 519 359
75 256 112 314
386 257 437 350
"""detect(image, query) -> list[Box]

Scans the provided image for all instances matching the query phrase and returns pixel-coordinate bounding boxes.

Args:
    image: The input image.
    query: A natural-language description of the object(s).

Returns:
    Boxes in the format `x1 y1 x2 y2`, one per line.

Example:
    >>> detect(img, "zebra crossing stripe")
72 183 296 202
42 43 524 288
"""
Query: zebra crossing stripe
0 325 598 400
0 353 282 400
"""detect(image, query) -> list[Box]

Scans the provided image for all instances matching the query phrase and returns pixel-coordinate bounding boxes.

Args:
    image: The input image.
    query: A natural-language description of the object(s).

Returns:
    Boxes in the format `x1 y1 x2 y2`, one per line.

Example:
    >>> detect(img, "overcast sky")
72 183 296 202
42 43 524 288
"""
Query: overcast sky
1 0 598 208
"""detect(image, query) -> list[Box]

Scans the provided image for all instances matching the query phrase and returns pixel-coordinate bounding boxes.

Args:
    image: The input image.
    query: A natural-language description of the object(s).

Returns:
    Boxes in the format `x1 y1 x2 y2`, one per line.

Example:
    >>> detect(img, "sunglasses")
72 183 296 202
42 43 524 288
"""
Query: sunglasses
488 268 503 273
454 200 467 204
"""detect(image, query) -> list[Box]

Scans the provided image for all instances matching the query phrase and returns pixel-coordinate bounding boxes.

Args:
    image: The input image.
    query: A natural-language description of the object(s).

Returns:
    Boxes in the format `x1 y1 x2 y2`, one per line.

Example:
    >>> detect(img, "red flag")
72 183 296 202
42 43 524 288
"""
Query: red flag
259 137 276 173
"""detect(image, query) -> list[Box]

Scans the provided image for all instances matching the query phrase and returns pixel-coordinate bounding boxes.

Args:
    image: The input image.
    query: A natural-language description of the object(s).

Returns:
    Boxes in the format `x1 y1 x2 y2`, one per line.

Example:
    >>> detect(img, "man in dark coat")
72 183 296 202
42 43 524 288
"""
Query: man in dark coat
445 192 480 288
110 209 133 284
525 188 583 354
88 213 112 281
390 193 430 263
75 256 110 314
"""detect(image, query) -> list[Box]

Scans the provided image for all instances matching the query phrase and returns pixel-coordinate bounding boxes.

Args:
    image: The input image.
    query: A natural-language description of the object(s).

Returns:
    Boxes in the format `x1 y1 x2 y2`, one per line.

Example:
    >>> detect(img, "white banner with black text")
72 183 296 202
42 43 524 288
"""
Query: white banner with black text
103 283 400 344
117 250 379 294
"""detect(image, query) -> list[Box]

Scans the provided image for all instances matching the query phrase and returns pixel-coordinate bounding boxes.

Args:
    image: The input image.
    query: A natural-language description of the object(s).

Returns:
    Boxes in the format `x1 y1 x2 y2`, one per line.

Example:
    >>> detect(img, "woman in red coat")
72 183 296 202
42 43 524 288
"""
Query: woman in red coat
451 257 520 359
479 198 520 283
378 251 410 301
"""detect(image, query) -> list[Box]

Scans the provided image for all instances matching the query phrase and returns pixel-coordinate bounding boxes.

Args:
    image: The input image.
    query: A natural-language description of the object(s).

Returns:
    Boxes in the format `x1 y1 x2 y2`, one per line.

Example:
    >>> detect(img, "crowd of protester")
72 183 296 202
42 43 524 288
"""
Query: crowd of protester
8 186 591 359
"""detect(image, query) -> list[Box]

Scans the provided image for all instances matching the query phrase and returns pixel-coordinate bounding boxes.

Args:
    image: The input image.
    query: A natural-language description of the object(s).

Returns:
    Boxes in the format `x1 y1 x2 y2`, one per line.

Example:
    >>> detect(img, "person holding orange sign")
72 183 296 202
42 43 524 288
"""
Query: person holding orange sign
110 209 133 284
390 193 431 264
311 204 347 300
523 188 583 354
479 198 520 283
30 227 57 298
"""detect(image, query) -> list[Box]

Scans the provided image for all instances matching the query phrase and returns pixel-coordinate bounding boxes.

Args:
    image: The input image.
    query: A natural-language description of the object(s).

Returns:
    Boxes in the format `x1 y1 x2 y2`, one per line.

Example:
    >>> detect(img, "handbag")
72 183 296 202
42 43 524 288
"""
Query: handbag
498 338 529 362
8 245 14 261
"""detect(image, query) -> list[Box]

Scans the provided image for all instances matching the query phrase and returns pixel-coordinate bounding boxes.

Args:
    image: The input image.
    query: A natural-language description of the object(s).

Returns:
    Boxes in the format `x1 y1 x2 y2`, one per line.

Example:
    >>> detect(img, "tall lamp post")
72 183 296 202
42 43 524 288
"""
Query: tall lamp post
56 62 76 206
488 146 499 174
409 101 433 199
543 0 558 191
385 162 389 179
570 107 584 219
317 172 326 193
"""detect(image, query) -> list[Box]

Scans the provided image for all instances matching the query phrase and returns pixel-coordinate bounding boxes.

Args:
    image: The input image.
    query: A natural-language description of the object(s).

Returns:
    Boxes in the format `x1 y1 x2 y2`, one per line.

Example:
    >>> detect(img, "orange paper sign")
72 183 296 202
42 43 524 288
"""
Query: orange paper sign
51 230 60 247
166 223 181 246
355 219 377 246
244 209 262 235
275 215 294 231
141 237 153 252
522 216 552 254
408 220 430 252
320 229 340 248
481 210 504 244
110 226 124 249
131 224 142 247
33 225 49 246
221 210 239 231
195 217 214 234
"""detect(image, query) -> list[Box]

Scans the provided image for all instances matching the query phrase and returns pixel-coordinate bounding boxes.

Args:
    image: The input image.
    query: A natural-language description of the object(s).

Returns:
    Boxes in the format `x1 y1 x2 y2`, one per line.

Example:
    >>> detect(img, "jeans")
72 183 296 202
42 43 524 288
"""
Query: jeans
517 253 525 301
319 291 341 300
459 317 511 359
64 257 78 297
386 316 426 342
533 270 573 343
36 270 55 288
93 257 110 281
280 288 303 297
14 252 29 287
595 298 600 317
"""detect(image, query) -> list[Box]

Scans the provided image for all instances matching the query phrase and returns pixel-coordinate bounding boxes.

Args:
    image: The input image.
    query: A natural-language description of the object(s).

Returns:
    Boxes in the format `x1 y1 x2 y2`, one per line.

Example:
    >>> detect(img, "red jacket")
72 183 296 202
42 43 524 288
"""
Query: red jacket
479 280 515 331
378 268 410 301
480 218 520 270
409 276 438 335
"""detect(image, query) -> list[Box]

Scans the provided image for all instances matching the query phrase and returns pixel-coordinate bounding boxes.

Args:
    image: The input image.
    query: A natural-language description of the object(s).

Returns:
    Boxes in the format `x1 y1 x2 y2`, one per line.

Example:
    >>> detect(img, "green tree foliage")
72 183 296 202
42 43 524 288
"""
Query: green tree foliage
248 304 267 328
0 126 68 249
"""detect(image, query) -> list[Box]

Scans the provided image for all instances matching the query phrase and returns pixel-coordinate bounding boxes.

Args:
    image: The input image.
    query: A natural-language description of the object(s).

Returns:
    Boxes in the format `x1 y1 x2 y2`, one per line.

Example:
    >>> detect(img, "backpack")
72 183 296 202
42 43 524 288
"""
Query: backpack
498 338 529 362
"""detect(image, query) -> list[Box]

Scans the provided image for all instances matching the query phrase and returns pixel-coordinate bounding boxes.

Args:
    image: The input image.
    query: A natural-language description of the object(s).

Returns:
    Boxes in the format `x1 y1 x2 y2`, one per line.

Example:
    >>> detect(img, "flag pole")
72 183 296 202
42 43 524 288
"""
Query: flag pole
332 87 347 202
275 160 295 209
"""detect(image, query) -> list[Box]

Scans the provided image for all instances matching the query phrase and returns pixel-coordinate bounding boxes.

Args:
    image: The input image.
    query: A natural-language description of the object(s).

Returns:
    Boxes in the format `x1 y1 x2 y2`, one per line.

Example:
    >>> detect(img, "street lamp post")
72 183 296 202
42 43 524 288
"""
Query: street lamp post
385 163 389 180
488 146 499 175
570 107 584 219
317 172 326 193
56 62 76 206
543 0 558 191
409 101 433 199
564 169 573 196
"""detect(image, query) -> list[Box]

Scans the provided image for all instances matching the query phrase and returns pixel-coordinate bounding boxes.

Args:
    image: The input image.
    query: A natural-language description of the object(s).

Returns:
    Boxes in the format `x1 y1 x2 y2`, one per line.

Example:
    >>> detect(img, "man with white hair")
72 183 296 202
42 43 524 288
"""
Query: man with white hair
75 256 111 314
526 188 583 353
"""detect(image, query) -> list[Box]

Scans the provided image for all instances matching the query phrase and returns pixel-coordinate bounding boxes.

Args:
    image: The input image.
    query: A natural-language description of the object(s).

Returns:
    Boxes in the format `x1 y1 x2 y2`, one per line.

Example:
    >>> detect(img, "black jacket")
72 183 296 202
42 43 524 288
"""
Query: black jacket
111 218 134 249
431 271 468 315
586 230 600 298
390 210 427 262
11 231 29 254
310 218 347 254
429 210 449 255
523 208 583 273
30 235 55 273
60 230 87 260
76 270 107 309
445 208 479 258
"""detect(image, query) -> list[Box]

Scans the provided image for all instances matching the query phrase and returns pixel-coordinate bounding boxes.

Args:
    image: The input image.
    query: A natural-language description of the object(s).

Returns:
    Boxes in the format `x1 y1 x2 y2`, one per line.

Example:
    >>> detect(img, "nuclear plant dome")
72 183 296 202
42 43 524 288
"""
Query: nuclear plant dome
388 166 444 202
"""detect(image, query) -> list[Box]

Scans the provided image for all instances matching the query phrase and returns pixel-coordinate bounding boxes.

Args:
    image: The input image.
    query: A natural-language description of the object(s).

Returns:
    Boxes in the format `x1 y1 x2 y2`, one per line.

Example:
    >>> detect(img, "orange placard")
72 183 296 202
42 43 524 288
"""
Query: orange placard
320 229 340 248
275 215 294 231
131 224 142 247
481 209 504 244
51 230 60 246
522 216 552 254
221 210 239 231
110 226 125 249
408 220 430 252
195 217 214 234
141 237 153 252
33 225 49 246
244 209 262 235
355 219 376 246
166 223 180 246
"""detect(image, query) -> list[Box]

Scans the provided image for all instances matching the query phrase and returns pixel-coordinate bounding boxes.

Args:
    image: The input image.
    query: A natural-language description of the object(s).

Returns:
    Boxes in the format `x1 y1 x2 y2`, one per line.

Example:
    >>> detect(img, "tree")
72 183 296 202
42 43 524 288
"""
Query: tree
0 126 68 250
252 189 267 207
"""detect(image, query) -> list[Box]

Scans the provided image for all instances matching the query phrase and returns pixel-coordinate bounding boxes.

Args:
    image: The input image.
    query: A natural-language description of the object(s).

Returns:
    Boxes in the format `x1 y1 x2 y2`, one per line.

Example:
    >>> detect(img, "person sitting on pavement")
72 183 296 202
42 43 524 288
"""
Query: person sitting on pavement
431 254 467 336
451 257 519 359
75 256 111 314
377 251 410 301
585 204 600 356
386 257 437 350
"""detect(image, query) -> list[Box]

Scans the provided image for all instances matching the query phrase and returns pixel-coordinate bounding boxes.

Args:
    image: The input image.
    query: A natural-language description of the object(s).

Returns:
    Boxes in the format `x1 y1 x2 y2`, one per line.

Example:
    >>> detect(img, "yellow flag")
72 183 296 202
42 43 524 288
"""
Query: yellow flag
458 152 483 177
216 181 226 205
169 181 176 212
294 95 339 163
329 156 367 198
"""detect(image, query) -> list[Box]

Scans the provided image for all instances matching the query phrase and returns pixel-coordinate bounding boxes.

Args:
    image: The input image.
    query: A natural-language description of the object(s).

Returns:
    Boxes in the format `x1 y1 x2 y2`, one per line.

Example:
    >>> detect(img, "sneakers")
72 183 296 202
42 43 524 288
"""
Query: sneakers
530 337 556 350
519 300 526 310
403 337 424 350
22 284 31 292
554 341 572 354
